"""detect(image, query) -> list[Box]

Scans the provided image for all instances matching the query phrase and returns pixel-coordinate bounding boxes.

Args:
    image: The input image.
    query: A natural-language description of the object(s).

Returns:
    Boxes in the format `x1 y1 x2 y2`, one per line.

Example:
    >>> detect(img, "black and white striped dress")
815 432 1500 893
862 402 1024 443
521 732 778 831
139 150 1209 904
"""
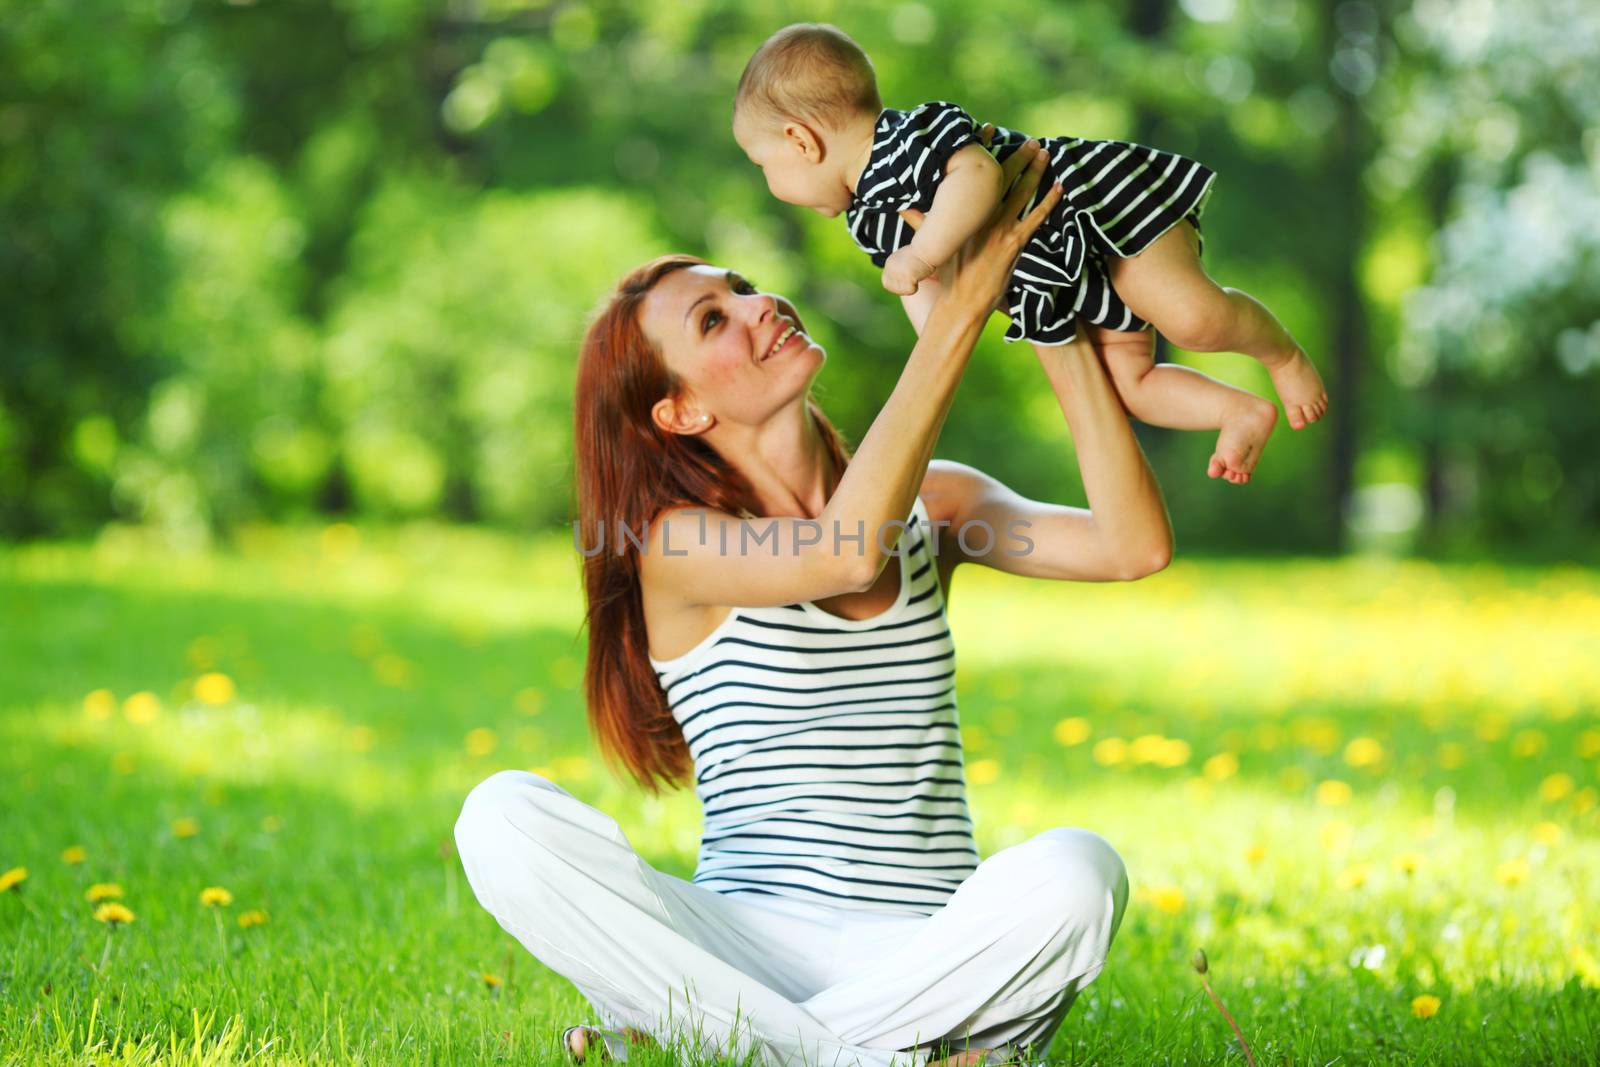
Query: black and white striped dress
648 495 977 917
845 100 1217 344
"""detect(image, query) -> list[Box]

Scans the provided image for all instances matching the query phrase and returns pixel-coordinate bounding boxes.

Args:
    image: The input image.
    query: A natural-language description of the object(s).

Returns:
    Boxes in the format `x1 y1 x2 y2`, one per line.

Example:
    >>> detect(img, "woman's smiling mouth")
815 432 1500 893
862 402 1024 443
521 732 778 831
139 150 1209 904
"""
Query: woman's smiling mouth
761 323 800 361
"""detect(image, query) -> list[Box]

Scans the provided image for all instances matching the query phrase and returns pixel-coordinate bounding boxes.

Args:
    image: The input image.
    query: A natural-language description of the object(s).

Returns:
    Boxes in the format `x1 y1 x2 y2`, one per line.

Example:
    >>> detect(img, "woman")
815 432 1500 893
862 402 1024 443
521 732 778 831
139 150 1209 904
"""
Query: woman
454 142 1172 1067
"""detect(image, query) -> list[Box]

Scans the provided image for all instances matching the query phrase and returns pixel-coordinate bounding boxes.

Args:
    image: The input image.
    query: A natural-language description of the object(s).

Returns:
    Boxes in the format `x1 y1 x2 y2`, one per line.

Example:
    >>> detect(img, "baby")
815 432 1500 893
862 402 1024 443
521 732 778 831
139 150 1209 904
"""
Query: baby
733 24 1328 485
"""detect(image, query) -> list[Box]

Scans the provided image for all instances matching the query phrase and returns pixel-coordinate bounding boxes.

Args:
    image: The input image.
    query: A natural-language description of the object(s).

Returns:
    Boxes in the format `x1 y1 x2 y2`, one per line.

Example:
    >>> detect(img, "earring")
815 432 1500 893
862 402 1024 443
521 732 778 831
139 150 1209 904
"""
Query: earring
700 415 710 423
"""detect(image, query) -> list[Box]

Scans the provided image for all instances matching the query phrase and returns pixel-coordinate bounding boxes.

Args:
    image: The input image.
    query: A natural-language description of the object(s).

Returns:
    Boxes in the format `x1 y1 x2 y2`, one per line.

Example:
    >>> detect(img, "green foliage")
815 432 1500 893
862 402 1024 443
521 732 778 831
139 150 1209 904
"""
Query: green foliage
2 0 1597 556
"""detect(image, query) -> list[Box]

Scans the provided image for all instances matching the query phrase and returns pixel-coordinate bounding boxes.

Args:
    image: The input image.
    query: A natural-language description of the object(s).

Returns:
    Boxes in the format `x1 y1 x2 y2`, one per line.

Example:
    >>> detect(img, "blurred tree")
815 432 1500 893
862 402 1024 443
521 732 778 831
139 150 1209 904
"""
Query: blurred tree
0 0 1594 560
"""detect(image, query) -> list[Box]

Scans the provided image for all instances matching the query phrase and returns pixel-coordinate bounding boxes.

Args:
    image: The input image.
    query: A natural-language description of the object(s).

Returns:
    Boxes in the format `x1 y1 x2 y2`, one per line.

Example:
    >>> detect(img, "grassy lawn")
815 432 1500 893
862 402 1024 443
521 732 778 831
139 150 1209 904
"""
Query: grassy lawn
2 523 1597 1065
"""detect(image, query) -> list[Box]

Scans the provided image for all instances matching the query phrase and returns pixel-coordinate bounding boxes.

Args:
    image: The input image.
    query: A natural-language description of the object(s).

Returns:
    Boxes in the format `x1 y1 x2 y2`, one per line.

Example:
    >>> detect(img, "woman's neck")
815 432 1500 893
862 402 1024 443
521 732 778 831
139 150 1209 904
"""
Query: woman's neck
727 403 839 520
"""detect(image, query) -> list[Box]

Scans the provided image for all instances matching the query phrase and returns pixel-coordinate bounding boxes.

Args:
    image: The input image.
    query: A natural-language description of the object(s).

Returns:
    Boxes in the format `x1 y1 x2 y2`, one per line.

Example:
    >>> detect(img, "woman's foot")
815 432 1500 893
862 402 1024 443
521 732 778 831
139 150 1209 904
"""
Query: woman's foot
1261 346 1328 430
1208 394 1278 485
926 1049 993 1067
562 1026 654 1064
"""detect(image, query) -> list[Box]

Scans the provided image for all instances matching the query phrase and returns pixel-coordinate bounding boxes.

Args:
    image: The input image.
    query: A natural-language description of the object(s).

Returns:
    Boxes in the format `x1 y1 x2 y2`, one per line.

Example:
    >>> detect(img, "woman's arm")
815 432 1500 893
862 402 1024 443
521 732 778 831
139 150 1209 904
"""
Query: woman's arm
926 333 1174 582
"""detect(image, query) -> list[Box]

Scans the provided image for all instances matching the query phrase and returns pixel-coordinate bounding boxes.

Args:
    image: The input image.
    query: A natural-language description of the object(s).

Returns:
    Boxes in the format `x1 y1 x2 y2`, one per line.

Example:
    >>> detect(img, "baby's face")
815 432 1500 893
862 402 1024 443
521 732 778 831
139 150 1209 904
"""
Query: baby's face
734 116 850 218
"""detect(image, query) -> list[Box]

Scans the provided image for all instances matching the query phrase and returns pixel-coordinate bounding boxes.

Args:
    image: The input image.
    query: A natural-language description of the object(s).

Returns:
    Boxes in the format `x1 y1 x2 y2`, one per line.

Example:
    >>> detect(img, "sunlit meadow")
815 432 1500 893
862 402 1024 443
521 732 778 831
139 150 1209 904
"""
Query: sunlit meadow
2 524 1597 1065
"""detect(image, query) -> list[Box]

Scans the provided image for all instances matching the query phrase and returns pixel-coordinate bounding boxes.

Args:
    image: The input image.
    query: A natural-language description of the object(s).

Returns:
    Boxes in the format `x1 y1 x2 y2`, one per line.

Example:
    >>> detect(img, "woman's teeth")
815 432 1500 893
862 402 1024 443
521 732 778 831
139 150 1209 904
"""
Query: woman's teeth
766 325 797 360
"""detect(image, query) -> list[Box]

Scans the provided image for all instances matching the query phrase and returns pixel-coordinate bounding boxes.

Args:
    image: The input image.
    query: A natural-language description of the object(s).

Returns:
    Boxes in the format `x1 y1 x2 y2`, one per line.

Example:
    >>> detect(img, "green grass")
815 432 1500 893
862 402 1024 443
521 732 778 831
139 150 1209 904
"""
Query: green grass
2 522 1597 1065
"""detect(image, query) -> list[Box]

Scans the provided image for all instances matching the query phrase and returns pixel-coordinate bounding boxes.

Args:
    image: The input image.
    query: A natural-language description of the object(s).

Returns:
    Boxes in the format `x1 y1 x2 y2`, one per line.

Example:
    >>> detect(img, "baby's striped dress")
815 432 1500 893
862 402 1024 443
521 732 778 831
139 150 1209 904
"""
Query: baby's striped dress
845 100 1217 344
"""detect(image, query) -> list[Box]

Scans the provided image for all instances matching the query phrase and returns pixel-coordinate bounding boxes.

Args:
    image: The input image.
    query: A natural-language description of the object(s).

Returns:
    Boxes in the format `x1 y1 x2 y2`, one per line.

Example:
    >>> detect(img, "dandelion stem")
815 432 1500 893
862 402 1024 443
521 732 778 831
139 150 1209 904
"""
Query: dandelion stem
1199 974 1258 1067
97 931 113 973
213 909 228 959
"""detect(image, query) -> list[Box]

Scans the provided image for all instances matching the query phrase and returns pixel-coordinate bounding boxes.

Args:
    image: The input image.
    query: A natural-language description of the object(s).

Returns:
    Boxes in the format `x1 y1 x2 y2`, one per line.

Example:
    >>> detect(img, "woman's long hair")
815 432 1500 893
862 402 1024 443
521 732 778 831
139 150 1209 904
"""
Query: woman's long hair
573 255 854 793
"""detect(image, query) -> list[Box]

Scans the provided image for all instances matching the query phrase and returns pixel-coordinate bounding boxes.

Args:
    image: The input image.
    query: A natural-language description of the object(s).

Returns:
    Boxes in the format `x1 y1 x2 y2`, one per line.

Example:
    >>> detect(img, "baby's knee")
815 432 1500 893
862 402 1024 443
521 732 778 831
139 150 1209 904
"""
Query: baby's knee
1157 293 1235 352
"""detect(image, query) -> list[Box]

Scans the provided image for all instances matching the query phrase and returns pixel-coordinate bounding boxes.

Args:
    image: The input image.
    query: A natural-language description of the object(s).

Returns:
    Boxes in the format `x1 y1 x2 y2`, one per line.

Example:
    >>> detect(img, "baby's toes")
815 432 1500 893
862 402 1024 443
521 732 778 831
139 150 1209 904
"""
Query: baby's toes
1207 455 1226 479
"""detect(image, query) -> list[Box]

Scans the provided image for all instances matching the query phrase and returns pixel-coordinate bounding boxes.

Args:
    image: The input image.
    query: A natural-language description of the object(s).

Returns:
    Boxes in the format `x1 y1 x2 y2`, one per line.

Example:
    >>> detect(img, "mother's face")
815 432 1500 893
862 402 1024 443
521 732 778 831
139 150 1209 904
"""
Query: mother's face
639 264 824 432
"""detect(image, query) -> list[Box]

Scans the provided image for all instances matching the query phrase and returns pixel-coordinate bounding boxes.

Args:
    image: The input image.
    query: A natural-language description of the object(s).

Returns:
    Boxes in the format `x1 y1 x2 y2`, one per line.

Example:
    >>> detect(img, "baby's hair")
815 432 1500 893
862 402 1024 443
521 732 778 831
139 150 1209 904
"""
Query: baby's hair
734 23 882 132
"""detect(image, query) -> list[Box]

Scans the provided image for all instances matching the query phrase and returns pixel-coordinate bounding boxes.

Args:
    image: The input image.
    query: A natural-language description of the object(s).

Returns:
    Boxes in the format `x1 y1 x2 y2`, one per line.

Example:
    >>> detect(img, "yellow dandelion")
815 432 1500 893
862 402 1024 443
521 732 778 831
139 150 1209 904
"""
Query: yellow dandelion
1538 773 1574 803
1495 857 1529 885
83 689 116 721
1130 734 1168 764
237 909 269 928
61 845 87 865
1319 819 1353 853
1052 717 1091 747
261 815 282 834
1532 822 1562 846
1436 742 1466 769
1202 752 1238 782
122 691 161 725
94 902 135 926
1510 729 1546 759
199 886 233 907
171 817 199 838
481 972 503 989
85 883 124 903
1091 737 1128 766
514 687 545 716
1244 843 1267 864
1394 852 1424 875
1571 946 1600 989
1572 787 1597 815
1153 738 1191 768
1411 994 1441 1019
1315 779 1353 807
464 728 499 757
1577 728 1600 760
1147 886 1185 914
1336 863 1372 890
1343 737 1384 768
966 758 1000 786
0 867 27 893
319 521 360 558
193 672 236 706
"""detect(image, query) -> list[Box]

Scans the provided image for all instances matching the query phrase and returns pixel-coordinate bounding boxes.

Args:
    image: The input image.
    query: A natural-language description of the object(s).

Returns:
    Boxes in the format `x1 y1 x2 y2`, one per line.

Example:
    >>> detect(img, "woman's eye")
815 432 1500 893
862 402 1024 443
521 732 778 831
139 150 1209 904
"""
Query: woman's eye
733 278 758 294
702 309 723 332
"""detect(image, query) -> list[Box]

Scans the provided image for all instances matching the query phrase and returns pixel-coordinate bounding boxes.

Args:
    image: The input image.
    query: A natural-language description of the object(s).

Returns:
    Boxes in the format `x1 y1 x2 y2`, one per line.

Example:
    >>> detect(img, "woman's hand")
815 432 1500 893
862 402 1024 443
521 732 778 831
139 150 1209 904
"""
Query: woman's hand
897 133 1059 318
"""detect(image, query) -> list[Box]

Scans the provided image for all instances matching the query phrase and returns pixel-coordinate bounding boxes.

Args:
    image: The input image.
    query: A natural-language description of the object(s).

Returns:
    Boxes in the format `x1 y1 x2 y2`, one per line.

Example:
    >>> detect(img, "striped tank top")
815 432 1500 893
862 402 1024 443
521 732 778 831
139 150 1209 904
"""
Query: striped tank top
647 495 978 916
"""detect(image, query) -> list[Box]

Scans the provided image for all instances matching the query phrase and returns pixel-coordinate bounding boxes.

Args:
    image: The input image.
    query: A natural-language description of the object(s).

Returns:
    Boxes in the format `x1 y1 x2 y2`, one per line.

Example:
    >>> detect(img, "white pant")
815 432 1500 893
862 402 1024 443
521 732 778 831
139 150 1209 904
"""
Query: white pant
455 771 1129 1067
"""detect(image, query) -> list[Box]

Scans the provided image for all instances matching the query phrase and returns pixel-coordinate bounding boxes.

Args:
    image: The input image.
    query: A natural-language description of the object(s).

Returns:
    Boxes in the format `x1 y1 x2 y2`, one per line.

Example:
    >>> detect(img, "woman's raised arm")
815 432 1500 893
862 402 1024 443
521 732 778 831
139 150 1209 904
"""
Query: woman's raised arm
930 328 1174 583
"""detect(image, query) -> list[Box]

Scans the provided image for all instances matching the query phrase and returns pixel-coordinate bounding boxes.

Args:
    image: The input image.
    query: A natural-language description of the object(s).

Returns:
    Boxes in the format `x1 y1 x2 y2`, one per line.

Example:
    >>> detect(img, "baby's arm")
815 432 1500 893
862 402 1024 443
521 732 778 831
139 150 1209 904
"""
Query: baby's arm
881 144 1004 295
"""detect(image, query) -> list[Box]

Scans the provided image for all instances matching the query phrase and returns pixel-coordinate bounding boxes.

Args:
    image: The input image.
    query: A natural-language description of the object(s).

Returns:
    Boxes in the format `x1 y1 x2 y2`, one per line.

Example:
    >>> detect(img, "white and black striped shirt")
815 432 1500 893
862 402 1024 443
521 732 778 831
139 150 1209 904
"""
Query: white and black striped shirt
649 495 977 916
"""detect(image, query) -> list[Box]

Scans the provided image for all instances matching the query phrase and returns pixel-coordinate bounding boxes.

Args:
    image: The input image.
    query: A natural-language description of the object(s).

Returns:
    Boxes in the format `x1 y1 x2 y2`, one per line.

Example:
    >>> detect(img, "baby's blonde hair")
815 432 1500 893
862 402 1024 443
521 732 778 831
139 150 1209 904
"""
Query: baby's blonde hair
734 23 882 132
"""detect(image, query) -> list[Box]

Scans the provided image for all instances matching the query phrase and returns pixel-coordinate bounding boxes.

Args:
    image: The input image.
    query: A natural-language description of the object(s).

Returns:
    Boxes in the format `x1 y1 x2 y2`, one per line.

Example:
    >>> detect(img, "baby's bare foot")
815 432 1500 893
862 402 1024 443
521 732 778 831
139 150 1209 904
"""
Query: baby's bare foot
1208 395 1278 485
1262 347 1328 430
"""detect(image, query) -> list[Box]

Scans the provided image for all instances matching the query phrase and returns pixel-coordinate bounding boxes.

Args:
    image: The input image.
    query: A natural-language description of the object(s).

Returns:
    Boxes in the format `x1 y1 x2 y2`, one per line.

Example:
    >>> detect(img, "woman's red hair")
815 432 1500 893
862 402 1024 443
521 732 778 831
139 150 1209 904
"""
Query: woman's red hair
573 255 854 793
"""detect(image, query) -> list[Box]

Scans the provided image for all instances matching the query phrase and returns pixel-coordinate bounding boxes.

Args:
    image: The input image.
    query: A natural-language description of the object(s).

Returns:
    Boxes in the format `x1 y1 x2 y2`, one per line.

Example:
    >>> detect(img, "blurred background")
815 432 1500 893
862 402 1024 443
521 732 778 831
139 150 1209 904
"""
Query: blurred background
4 0 1598 561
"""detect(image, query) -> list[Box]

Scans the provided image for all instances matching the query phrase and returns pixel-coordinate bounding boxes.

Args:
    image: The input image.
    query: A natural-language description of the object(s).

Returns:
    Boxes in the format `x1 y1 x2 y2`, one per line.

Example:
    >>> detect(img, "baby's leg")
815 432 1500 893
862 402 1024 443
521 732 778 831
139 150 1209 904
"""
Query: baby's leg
1070 324 1278 485
1107 222 1328 430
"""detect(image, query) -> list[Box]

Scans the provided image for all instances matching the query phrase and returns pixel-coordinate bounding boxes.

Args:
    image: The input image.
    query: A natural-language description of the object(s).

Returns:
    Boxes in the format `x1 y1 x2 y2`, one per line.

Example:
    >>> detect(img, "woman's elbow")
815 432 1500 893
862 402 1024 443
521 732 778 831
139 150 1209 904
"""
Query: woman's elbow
1113 539 1172 581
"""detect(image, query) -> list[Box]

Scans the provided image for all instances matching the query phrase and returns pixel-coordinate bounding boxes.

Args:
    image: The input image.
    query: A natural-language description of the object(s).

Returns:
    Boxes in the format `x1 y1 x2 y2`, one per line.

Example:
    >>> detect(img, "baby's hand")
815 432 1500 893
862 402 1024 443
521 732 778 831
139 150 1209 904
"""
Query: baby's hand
882 248 936 296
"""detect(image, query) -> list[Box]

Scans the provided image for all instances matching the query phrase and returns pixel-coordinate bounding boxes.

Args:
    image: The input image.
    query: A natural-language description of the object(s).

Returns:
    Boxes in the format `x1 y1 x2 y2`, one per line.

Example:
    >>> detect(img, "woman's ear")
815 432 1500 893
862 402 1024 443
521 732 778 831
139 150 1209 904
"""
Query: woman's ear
652 396 711 436
782 120 825 163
